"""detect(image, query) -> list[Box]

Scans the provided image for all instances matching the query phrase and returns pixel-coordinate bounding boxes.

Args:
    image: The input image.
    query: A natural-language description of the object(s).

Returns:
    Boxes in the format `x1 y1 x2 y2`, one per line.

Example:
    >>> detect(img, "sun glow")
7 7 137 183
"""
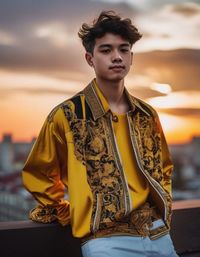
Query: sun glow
147 91 200 109
150 83 172 94
147 90 200 144
158 112 200 144
158 113 182 133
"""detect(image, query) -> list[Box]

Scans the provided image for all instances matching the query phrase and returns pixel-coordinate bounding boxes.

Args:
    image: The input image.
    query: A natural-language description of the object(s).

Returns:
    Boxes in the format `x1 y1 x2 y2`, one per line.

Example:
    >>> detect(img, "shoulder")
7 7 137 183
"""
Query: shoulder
47 100 69 123
129 94 159 118
47 91 85 123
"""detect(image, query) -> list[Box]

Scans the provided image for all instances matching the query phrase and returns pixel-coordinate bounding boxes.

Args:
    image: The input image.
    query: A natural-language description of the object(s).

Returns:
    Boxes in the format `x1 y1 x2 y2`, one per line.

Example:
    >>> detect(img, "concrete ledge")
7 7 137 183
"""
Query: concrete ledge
171 200 200 256
0 200 200 257
173 199 200 210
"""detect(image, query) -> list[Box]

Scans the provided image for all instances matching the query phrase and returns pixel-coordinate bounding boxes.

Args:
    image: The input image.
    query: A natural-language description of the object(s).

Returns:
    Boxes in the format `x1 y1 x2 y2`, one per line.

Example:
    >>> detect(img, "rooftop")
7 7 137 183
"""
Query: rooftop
0 199 200 257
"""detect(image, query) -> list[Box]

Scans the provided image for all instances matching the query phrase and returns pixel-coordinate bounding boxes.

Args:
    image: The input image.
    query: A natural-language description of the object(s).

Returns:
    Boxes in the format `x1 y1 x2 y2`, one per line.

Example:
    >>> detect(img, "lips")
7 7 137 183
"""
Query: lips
109 65 125 70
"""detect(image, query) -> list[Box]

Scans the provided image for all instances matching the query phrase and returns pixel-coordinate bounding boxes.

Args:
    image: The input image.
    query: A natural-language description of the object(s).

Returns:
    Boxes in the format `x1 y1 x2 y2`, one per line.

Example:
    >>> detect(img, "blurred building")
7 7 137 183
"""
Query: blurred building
0 133 36 221
0 133 35 174
0 134 14 173
170 136 200 200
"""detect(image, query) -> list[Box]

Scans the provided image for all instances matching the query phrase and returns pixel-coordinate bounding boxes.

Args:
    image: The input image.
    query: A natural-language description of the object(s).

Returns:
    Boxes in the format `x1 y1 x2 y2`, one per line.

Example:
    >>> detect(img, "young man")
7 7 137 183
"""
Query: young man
22 11 179 257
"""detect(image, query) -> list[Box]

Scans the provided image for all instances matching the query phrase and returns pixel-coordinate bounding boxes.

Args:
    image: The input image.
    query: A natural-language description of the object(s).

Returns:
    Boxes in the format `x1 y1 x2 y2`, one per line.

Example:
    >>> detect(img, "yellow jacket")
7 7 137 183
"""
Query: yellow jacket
22 79 173 239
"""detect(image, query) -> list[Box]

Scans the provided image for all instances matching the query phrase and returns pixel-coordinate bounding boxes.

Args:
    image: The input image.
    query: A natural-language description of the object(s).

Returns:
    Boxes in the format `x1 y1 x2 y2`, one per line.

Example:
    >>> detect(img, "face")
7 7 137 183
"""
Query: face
85 33 133 82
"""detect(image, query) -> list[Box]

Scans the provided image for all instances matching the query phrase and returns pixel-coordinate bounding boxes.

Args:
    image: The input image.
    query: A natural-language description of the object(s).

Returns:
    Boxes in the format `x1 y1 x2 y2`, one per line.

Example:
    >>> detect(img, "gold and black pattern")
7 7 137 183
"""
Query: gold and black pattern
29 205 57 223
62 82 173 236
83 82 105 120
129 108 172 226
81 202 169 242
165 193 172 226
85 118 128 232
131 111 163 183
62 100 88 164
62 99 127 233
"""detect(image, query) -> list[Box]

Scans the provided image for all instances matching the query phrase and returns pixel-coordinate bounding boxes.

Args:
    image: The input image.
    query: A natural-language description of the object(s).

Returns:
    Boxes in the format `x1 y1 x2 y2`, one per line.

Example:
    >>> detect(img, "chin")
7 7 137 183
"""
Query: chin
100 74 125 83
110 76 125 82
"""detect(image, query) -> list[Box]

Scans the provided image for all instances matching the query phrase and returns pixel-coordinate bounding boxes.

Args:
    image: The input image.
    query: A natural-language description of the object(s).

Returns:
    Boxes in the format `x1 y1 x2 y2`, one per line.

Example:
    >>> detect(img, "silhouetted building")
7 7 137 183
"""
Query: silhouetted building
0 134 14 173
0 133 36 221
0 134 35 173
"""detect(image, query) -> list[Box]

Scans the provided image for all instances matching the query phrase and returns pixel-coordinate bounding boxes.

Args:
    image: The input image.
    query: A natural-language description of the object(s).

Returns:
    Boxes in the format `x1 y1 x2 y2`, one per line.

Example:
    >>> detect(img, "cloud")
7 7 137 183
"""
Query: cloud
0 1 199 97
0 30 17 46
0 87 75 98
169 2 200 17
134 2 200 52
34 23 71 48
96 0 200 11
1 0 199 55
0 47 199 101
0 70 85 101
147 90 200 108
133 49 200 92
0 0 135 33
0 0 137 76
0 0 137 83
128 87 164 99
158 108 200 116
0 41 87 76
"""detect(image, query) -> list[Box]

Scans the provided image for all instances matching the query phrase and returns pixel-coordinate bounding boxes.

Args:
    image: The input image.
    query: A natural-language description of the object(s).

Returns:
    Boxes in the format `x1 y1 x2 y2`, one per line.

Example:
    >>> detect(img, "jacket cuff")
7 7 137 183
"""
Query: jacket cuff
29 201 70 226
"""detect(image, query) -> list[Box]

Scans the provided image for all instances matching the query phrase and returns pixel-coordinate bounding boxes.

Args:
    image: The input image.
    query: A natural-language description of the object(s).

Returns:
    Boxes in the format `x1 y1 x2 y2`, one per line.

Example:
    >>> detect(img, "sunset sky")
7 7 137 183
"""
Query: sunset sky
0 0 200 144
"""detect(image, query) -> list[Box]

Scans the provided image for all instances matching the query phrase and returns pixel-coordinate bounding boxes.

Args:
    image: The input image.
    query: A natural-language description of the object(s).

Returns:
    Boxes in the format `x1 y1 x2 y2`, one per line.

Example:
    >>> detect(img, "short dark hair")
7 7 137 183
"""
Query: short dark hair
78 10 142 54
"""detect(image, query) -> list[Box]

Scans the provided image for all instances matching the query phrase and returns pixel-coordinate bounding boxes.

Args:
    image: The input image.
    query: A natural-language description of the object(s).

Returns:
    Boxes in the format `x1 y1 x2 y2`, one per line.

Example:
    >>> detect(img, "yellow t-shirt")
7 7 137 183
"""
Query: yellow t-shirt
112 112 150 209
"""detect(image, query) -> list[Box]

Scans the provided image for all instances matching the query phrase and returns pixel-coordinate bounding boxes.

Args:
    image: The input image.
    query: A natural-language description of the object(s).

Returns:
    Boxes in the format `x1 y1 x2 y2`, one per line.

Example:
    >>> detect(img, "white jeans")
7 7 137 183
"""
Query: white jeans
81 219 179 257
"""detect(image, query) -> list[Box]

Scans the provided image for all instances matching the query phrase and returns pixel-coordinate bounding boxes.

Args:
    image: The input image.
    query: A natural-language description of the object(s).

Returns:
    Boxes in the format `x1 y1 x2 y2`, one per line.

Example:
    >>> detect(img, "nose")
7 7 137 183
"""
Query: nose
111 50 122 63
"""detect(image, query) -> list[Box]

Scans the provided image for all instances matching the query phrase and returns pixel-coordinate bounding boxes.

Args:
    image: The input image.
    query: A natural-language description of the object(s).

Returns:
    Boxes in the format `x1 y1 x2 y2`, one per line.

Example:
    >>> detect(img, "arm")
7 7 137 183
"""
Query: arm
22 107 70 226
157 116 173 198
155 113 174 226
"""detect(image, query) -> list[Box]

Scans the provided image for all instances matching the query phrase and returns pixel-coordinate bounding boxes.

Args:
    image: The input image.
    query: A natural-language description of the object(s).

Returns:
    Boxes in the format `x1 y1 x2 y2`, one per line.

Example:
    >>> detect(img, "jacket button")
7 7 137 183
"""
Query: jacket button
112 115 118 122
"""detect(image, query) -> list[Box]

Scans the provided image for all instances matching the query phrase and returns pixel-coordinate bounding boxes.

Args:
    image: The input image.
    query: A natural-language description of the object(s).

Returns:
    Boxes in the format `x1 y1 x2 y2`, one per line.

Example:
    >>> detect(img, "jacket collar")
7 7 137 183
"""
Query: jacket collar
83 78 150 120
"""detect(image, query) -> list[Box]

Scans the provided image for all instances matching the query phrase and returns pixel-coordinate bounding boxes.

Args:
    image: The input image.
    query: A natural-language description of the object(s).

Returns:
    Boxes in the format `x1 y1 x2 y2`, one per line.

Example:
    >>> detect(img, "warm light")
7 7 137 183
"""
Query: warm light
150 83 172 94
0 70 85 142
0 70 84 91
158 113 184 133
147 91 200 109
158 113 200 144
36 27 52 37
35 23 69 47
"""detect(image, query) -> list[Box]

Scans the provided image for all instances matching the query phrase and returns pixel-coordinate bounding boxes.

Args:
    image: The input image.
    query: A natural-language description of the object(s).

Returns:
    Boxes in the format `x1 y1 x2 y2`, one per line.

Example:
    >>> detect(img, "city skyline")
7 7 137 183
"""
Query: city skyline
0 0 200 144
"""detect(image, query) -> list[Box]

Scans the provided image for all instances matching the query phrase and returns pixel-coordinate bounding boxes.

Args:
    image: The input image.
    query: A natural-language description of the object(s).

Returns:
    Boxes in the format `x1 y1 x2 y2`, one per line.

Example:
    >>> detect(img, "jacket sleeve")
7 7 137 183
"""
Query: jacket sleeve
22 107 70 226
155 112 174 226
157 116 173 198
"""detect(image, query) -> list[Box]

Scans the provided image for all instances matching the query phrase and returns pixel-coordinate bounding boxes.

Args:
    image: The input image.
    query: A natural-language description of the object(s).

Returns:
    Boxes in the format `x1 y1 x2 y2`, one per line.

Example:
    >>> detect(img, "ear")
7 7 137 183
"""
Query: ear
130 52 133 65
85 52 94 67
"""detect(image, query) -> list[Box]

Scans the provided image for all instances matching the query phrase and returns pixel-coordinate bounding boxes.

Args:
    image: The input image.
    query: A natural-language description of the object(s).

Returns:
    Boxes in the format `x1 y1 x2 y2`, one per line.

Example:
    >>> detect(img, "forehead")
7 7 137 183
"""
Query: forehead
94 33 130 48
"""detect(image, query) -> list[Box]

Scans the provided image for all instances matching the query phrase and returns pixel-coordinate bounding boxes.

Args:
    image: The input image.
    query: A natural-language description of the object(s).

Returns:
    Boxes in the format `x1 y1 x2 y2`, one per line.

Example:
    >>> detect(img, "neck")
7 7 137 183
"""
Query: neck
96 77 129 113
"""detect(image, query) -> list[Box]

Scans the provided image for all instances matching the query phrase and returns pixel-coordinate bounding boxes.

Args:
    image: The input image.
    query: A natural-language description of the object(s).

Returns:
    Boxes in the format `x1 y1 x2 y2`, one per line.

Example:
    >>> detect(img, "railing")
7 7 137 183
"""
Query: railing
0 200 200 257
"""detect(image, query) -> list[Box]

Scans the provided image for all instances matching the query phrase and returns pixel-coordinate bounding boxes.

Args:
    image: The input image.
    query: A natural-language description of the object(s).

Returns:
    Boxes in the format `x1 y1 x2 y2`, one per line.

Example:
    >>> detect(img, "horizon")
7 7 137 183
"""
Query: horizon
1 131 200 146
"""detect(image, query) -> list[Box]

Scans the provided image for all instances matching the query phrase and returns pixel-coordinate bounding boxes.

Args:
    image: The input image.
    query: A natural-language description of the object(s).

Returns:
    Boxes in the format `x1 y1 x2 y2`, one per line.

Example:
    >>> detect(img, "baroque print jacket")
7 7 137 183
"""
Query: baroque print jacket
22 79 173 240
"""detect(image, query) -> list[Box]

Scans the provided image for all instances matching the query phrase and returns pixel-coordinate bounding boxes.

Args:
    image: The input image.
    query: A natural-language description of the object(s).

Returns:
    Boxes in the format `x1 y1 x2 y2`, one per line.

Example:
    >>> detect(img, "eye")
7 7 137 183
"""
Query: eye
120 48 129 53
100 48 110 53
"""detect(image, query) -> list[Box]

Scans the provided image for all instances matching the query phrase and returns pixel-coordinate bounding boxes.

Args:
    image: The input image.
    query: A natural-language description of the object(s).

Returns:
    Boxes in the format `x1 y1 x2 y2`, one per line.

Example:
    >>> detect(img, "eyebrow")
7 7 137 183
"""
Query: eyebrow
98 43 130 48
